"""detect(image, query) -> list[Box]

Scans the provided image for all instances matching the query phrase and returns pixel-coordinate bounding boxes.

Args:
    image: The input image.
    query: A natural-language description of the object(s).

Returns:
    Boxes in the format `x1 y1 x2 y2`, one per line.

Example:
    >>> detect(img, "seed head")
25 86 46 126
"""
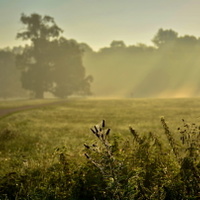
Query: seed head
84 144 90 149
102 120 106 128
90 128 96 134
94 126 99 133
106 128 110 136
85 153 90 159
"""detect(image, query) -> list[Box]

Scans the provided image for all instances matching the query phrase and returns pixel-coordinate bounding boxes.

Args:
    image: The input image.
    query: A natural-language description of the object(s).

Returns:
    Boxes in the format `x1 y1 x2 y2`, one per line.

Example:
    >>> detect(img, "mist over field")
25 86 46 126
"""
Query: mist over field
83 31 200 98
0 0 200 200
1 1 200 99
2 28 200 99
2 27 200 99
1 2 200 199
1 11 200 99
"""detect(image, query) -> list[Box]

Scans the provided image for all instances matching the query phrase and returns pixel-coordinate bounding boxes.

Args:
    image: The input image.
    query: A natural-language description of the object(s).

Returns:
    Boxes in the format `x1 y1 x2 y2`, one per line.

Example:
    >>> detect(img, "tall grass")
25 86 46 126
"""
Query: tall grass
0 98 199 199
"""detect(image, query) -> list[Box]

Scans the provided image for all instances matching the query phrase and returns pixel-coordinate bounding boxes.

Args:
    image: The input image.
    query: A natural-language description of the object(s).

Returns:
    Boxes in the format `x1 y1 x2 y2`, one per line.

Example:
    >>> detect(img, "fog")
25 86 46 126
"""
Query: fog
2 27 200 99
83 30 200 98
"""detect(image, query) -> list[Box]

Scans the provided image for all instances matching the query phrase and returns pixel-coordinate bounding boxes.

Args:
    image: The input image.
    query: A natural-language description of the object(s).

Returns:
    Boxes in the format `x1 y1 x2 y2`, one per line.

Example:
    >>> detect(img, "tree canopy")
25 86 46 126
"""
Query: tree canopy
17 13 63 42
83 28 200 98
16 13 92 98
152 28 178 47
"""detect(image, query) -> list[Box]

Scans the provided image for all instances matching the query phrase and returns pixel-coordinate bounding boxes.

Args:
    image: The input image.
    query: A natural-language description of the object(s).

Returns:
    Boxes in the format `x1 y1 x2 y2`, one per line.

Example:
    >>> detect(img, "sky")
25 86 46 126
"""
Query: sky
0 0 200 51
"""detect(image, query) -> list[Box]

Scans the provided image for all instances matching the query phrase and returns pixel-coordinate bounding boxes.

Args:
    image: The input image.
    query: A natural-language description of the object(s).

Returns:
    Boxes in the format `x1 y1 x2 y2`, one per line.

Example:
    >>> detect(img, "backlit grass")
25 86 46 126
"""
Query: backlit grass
0 98 199 199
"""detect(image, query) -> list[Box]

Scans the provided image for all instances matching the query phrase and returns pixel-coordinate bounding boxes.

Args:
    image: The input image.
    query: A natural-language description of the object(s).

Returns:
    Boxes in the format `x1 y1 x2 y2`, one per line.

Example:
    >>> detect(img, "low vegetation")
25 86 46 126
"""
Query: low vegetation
0 98 199 199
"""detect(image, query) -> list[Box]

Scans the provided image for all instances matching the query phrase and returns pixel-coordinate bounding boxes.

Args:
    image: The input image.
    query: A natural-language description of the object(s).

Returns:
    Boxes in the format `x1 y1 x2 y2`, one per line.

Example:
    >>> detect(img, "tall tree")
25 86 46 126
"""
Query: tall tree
152 28 178 48
50 38 93 98
16 13 92 98
16 13 63 98
110 40 126 48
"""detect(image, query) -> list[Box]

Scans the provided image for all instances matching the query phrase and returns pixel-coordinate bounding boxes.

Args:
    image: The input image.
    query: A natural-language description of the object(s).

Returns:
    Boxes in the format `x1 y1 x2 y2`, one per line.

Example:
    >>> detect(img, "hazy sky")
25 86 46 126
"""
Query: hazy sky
0 0 200 51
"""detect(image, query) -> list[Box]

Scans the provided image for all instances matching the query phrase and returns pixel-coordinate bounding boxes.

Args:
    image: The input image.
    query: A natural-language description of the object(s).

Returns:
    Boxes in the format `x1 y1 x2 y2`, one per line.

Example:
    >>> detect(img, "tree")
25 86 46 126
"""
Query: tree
16 13 92 98
16 13 63 98
110 40 126 48
152 28 178 48
79 43 94 53
50 38 93 98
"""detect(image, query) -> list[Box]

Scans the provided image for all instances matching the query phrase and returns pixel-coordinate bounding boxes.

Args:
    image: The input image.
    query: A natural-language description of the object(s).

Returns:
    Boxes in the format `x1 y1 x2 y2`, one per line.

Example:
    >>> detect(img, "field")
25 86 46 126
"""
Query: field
0 98 200 199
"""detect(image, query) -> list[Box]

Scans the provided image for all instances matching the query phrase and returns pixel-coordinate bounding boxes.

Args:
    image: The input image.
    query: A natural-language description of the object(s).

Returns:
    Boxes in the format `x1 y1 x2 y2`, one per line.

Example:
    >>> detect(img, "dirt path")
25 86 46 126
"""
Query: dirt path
0 101 67 118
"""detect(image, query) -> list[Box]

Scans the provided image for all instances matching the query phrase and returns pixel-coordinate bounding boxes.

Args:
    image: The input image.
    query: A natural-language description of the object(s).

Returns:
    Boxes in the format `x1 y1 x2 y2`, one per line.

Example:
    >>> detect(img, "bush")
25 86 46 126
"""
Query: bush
0 118 199 199
82 119 200 200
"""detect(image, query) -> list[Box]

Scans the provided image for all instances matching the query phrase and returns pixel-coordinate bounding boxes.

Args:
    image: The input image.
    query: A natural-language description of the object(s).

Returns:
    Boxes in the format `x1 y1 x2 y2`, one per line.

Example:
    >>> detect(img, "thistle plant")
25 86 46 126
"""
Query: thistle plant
178 119 200 161
177 119 200 198
84 120 125 200
161 117 179 160
161 118 200 199
84 120 172 200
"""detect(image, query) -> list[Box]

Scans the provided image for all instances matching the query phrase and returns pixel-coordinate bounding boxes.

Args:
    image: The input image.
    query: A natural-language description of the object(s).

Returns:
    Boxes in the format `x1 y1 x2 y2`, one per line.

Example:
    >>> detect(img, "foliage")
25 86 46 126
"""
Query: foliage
83 28 200 98
0 99 200 199
16 13 92 99
152 28 178 47
16 13 63 99
49 38 93 98
1 119 199 199
81 119 199 199
3 23 200 98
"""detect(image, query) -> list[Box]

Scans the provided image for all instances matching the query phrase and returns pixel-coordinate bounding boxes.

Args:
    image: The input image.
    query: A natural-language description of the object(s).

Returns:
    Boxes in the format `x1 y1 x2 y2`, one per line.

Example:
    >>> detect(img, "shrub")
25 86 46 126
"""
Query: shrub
82 119 200 200
0 118 199 199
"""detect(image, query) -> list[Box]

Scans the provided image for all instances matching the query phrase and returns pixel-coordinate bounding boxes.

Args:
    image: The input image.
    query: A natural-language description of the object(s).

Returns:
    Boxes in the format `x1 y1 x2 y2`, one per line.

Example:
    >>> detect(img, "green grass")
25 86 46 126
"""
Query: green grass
0 98 200 199
0 98 198 168
0 98 63 109
0 98 200 154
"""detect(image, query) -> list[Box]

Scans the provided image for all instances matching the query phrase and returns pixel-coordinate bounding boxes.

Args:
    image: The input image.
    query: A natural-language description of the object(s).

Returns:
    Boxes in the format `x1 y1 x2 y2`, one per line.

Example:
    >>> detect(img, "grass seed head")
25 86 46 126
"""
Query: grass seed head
94 126 99 133
85 153 90 159
84 144 90 149
90 128 96 134
106 128 110 136
102 120 106 128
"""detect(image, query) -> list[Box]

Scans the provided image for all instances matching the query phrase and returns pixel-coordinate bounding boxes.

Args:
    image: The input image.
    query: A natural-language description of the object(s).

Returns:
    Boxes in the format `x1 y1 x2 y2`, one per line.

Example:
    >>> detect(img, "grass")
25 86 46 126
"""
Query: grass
0 98 199 199
0 98 200 154
0 98 63 109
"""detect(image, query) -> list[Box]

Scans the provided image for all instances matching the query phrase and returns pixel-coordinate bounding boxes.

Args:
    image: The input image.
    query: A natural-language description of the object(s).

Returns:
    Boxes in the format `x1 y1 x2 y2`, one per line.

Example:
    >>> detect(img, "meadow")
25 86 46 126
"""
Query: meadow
0 98 199 199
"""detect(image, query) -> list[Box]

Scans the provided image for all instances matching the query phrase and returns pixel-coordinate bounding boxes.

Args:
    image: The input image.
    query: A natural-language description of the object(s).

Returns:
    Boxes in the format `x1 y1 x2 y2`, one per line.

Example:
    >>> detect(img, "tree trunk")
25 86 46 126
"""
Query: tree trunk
35 89 44 99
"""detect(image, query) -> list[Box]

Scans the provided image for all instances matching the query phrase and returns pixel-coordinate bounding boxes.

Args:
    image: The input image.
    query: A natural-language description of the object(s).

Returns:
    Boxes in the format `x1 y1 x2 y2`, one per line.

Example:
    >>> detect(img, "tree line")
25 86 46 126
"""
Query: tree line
0 13 92 99
1 13 200 99
84 28 200 98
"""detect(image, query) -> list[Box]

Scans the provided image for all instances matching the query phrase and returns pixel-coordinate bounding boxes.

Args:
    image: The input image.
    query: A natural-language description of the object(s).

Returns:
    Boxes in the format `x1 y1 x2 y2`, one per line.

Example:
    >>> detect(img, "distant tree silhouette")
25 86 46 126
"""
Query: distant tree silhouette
83 28 200 98
50 38 93 98
79 43 94 53
16 13 92 98
16 13 63 98
152 28 178 48
110 40 126 48
177 35 198 47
